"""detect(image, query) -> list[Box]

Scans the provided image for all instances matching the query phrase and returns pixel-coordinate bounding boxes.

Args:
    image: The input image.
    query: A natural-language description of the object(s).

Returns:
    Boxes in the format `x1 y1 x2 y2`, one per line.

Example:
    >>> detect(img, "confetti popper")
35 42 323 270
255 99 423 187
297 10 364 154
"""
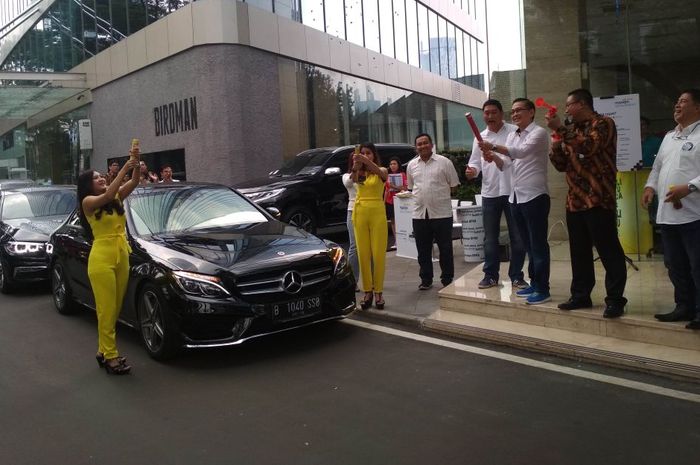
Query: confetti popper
535 97 562 141
130 138 140 160
669 185 683 209
465 113 483 142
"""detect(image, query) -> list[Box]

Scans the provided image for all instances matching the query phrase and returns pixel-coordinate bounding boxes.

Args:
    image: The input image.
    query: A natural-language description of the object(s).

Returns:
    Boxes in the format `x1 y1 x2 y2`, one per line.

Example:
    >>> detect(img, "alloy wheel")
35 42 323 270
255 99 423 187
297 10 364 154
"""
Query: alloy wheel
52 265 66 309
140 290 165 352
288 212 314 232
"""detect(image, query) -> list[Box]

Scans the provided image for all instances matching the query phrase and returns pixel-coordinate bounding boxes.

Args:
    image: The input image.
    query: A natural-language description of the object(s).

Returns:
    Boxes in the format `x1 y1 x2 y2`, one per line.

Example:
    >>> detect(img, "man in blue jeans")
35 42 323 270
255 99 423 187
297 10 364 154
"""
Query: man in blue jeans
478 98 552 305
466 99 528 290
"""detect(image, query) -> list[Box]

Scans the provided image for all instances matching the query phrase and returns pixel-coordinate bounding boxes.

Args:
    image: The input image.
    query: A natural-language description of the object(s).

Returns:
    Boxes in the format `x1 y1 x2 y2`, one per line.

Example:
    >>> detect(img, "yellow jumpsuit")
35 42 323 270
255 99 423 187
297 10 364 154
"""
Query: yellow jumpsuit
87 198 131 360
353 174 388 293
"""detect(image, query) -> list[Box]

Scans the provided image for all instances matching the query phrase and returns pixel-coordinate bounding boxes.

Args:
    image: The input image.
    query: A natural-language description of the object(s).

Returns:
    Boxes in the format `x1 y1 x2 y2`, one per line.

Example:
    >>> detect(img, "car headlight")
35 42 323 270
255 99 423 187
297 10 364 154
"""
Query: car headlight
4 241 47 256
171 271 231 298
329 246 348 275
243 188 285 203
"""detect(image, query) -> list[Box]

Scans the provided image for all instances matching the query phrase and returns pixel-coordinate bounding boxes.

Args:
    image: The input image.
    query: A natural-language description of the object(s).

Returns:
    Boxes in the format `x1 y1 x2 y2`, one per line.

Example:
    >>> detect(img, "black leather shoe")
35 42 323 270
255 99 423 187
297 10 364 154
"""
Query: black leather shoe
686 316 700 330
603 304 624 319
654 308 693 322
558 298 593 311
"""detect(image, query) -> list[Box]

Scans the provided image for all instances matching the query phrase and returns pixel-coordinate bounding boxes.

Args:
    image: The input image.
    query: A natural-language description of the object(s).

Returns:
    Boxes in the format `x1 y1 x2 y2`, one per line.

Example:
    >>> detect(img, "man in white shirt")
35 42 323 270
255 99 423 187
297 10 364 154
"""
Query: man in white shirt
478 98 551 305
642 89 700 329
466 99 527 290
159 165 181 184
407 133 461 289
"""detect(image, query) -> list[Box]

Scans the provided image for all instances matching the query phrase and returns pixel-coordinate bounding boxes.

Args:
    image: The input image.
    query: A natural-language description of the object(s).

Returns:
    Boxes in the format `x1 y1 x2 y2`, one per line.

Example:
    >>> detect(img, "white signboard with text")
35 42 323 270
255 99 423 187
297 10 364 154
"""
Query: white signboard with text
394 195 418 260
78 119 93 150
593 94 642 171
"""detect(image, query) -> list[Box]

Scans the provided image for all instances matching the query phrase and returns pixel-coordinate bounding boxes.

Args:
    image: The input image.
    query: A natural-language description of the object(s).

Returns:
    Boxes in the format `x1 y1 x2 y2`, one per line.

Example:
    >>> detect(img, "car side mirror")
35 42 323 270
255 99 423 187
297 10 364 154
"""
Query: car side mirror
266 207 281 218
324 167 341 176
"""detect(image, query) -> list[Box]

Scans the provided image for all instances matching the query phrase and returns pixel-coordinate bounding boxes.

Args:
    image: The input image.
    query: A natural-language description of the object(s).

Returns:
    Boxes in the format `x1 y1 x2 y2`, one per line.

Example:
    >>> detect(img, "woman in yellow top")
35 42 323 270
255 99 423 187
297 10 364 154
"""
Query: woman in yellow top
77 154 140 374
351 143 389 310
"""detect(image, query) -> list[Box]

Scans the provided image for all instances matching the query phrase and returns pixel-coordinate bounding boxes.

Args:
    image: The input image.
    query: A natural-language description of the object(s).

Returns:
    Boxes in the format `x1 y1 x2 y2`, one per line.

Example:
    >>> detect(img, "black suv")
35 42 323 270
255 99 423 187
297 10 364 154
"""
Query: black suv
234 143 417 233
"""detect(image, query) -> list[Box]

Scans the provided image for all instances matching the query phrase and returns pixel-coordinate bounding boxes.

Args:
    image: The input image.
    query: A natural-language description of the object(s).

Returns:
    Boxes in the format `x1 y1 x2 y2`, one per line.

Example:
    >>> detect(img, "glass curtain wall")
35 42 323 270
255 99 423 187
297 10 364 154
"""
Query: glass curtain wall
278 56 475 161
3 1 487 91
579 0 700 259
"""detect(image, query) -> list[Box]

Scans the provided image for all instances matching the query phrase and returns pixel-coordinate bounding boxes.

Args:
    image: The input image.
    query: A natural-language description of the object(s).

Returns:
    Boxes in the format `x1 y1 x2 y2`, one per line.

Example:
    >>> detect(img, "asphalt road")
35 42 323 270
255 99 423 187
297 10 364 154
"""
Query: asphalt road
1 286 699 465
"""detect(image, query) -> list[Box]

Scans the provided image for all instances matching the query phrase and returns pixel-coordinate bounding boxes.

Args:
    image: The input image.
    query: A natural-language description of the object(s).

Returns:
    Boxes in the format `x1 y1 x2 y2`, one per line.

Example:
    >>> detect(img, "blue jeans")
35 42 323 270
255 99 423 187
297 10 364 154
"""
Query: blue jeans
512 194 550 294
346 210 359 282
481 195 526 282
660 220 700 315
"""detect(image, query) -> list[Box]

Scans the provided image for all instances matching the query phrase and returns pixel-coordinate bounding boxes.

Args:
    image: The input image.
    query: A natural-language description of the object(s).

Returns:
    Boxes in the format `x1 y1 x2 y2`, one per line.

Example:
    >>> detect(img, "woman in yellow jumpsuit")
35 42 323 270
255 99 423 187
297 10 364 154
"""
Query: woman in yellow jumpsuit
351 143 389 310
77 153 140 374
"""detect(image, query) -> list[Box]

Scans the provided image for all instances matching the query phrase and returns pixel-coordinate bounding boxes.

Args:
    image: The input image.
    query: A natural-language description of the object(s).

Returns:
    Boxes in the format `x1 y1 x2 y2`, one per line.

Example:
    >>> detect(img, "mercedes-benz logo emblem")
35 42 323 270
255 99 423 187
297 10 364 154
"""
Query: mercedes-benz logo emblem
282 271 303 294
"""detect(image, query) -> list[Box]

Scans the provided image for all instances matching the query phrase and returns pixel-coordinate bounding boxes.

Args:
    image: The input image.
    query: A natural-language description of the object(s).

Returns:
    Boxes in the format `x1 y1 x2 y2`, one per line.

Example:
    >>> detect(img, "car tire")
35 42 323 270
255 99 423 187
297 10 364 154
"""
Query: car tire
0 259 15 294
282 206 317 233
51 261 79 314
137 283 181 361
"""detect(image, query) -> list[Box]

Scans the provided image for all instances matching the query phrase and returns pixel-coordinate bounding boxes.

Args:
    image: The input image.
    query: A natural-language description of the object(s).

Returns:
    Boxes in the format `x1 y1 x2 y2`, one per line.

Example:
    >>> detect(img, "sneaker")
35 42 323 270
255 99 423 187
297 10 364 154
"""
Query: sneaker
515 286 535 298
418 282 433 290
511 279 529 290
526 292 552 305
478 277 498 289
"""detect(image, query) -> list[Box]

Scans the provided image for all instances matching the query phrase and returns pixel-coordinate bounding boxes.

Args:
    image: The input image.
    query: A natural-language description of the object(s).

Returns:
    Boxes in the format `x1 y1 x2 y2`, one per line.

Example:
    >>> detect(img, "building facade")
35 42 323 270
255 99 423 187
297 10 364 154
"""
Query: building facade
0 0 489 184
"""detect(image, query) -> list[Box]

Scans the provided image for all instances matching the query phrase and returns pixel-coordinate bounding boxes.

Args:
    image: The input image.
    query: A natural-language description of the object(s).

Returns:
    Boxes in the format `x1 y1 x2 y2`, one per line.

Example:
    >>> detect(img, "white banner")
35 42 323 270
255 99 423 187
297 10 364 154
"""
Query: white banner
78 119 93 150
593 94 642 172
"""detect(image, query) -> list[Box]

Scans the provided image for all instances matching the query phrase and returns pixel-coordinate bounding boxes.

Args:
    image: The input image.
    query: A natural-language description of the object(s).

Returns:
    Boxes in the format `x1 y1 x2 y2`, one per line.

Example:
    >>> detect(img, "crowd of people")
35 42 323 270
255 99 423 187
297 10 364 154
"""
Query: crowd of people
76 87 700 375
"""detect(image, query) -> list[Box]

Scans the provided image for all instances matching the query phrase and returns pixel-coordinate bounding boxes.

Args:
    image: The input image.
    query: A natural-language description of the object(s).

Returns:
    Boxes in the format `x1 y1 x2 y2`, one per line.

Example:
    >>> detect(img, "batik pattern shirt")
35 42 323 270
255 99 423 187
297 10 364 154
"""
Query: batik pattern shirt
549 113 617 212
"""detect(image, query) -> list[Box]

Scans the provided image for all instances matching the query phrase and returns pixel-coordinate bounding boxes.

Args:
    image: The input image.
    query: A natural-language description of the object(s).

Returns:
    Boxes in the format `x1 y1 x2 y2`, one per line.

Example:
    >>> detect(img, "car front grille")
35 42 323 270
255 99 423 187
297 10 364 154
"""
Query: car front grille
236 264 333 296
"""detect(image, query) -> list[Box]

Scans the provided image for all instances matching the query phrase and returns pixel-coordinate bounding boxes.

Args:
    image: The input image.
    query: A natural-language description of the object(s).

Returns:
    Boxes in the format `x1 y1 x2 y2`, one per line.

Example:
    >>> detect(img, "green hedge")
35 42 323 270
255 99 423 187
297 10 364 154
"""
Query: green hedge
440 149 482 202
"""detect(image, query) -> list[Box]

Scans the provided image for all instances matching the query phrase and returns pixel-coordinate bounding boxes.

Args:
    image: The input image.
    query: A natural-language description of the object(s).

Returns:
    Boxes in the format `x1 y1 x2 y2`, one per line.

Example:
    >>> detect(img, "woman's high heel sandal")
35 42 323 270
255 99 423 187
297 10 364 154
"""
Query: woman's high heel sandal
103 358 132 375
96 353 131 374
360 292 374 310
96 353 127 368
374 293 385 310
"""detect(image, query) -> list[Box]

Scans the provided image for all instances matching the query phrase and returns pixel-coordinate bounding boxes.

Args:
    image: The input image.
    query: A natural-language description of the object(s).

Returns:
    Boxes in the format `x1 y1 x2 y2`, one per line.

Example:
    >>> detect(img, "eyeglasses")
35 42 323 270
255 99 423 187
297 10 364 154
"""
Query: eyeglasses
511 107 529 114
565 100 580 108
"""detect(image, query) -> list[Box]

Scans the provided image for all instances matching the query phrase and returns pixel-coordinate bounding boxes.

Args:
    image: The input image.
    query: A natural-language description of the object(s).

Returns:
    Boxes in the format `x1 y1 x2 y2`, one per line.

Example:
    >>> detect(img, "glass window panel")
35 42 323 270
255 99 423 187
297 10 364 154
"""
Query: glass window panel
82 0 97 56
405 0 419 67
128 0 147 34
456 29 465 81
438 16 448 77
417 3 429 70
378 0 394 58
477 40 487 91
275 0 301 21
301 0 324 32
363 0 380 53
95 0 113 52
393 0 407 63
470 36 478 75
428 9 438 73
447 23 457 79
245 0 273 12
324 0 345 39
111 0 129 37
345 0 363 46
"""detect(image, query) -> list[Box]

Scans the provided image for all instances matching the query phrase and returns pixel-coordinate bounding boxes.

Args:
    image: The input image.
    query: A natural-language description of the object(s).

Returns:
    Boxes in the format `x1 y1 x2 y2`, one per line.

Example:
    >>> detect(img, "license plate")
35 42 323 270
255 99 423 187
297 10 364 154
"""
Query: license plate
270 295 322 321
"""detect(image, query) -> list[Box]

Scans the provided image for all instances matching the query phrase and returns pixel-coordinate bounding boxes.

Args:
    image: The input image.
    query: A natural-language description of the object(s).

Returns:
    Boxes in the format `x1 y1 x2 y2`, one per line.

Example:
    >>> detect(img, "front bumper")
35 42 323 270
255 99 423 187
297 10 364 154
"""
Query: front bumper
2 252 50 282
163 272 356 348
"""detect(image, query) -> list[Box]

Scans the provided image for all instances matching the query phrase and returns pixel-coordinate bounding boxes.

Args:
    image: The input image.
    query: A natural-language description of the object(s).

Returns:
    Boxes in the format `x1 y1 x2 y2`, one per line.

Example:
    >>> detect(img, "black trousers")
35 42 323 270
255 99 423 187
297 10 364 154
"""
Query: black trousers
413 216 454 284
566 207 627 306
660 220 700 315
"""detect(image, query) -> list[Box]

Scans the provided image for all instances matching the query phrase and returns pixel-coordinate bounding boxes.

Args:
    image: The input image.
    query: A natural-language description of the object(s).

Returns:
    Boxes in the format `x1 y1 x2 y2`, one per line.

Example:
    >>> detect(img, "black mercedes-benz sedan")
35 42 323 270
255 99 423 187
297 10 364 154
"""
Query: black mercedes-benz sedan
48 183 355 360
0 185 76 293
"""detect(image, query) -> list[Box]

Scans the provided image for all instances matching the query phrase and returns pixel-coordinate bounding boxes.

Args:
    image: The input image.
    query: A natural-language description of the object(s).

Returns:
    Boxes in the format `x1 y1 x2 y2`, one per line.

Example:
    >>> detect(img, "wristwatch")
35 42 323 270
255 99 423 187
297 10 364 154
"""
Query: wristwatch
689 183 698 193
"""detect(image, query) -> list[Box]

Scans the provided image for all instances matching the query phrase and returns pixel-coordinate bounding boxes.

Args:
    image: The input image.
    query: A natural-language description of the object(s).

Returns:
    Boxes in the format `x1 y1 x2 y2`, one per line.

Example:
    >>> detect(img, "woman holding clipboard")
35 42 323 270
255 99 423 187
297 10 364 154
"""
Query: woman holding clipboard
384 157 408 249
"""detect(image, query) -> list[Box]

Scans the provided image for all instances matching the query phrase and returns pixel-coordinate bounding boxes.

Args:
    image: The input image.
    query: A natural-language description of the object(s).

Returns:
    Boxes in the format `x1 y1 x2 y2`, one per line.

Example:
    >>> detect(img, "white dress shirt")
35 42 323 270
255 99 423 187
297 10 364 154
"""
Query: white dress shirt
645 120 700 225
505 122 551 204
468 122 517 198
407 153 460 219
342 173 357 211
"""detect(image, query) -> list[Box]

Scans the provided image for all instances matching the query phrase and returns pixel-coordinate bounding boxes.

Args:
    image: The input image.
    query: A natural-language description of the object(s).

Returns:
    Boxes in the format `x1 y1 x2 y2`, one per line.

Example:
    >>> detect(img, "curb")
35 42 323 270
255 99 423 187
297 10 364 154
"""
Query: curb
353 309 700 383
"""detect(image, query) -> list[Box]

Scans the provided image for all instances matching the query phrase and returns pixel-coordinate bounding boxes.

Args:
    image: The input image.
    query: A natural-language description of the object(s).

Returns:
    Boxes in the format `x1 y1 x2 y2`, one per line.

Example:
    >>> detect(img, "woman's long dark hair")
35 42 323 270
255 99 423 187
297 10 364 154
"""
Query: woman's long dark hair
77 170 124 241
359 142 381 166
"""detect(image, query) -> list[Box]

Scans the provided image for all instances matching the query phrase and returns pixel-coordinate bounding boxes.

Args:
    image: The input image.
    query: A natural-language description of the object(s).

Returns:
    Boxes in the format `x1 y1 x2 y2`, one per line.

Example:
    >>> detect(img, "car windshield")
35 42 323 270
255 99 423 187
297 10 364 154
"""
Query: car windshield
1 190 76 220
128 186 268 235
272 149 332 176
